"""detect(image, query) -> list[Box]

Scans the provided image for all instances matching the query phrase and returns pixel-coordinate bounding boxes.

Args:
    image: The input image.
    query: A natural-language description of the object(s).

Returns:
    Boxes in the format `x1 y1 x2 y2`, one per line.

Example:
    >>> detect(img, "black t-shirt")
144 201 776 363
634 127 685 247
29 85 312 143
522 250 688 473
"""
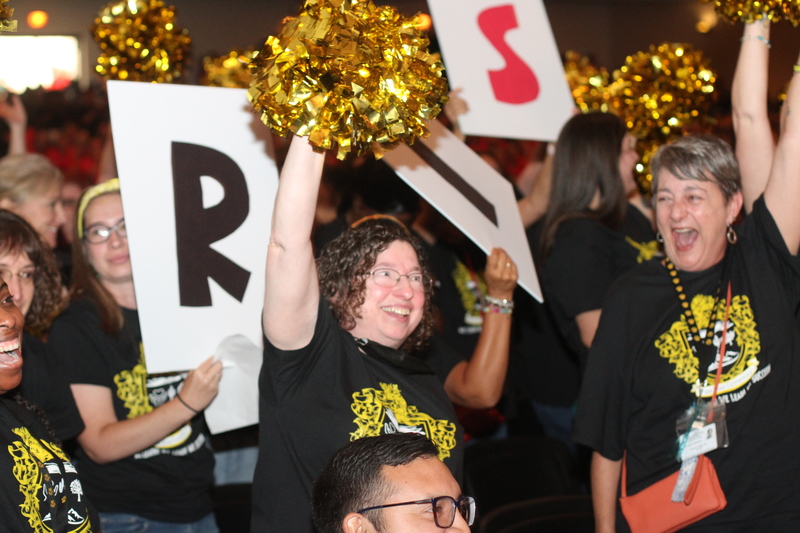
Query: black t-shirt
48 299 214 522
574 197 800 530
543 205 657 369
16 331 85 442
513 219 581 407
0 396 98 532
253 299 463 532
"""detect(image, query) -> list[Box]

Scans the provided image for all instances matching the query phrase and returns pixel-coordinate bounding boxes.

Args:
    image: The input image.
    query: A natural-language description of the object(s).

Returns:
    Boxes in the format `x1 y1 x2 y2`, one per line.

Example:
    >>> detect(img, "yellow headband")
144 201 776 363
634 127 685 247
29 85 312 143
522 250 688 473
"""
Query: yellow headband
77 178 121 239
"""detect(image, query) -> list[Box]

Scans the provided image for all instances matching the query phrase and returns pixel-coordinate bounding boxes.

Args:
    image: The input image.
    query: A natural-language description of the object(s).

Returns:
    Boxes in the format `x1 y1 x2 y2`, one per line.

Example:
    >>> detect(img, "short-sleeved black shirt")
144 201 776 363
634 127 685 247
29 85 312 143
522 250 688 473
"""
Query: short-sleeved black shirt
16 331 84 442
252 299 463 532
48 299 214 522
0 396 99 532
543 205 657 369
574 197 800 530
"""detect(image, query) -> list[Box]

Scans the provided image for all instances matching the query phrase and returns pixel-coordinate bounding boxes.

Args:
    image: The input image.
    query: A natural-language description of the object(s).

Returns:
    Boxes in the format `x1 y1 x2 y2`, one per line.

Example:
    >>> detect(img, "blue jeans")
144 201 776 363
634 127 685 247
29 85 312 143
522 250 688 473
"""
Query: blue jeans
213 446 258 485
99 512 218 533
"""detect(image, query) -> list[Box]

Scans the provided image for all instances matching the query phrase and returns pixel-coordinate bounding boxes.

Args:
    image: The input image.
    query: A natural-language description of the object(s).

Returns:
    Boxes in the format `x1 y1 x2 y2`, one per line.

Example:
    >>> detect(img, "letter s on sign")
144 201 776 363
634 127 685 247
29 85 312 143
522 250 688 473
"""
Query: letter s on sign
478 4 539 105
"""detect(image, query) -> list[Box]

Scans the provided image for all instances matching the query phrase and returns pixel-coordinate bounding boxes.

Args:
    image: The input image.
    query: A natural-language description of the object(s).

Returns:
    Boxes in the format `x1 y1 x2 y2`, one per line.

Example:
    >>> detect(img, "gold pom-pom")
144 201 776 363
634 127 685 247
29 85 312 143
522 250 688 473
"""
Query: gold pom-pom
701 0 800 26
609 42 717 193
248 0 449 160
92 0 191 83
0 0 17 34
201 49 255 89
564 51 612 113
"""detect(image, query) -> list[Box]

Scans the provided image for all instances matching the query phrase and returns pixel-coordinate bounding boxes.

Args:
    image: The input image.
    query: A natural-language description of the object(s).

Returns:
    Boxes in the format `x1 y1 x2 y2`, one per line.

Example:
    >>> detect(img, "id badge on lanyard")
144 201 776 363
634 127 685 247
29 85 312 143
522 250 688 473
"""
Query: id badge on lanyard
666 274 733 502
675 398 728 461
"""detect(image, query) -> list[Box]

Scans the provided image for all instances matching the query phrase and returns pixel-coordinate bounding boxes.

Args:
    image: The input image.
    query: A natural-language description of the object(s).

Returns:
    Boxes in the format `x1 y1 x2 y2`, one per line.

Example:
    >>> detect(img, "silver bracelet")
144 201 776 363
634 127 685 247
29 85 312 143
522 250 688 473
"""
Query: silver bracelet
740 34 770 48
483 295 514 310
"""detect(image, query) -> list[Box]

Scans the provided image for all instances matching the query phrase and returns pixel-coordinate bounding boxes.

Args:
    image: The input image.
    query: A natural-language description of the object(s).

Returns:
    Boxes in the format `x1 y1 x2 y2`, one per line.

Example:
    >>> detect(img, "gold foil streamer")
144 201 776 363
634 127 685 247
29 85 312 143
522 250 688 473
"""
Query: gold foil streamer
564 51 612 113
201 49 256 88
701 0 800 26
608 42 716 194
248 0 449 160
91 0 191 83
0 0 17 34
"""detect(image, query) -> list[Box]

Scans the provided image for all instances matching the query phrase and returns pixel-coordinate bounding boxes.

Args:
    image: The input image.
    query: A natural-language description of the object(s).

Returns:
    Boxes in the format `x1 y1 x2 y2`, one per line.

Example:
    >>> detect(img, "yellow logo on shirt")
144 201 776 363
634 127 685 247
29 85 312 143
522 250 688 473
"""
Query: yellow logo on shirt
655 293 763 399
625 237 660 264
350 382 457 461
8 427 92 532
113 342 152 419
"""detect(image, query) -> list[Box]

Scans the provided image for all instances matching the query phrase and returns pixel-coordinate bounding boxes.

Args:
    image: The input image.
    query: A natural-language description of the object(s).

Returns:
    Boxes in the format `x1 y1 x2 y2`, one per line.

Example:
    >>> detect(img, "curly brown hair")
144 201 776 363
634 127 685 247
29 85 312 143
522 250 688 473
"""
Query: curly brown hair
0 210 64 337
317 219 434 352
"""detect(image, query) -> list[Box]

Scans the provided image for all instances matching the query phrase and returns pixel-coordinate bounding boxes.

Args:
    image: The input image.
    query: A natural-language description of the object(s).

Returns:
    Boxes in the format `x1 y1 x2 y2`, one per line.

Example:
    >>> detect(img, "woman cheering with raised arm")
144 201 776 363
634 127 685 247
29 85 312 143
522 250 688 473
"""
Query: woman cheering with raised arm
573 36 800 530
254 136 466 532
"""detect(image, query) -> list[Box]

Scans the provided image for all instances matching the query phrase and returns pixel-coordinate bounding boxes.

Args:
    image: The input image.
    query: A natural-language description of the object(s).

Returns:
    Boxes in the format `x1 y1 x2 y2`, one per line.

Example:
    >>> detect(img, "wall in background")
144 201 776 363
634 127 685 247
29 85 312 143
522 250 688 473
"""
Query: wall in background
9 0 800 99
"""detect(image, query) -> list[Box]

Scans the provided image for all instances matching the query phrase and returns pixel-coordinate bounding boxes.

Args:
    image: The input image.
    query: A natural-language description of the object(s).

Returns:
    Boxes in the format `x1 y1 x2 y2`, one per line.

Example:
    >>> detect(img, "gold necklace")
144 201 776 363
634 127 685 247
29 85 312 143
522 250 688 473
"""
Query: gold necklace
664 257 723 347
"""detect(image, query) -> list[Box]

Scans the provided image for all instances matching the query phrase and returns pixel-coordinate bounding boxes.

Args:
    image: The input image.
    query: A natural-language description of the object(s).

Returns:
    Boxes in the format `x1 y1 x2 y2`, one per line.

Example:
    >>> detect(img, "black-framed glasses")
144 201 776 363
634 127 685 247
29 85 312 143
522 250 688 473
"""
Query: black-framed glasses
358 495 475 528
367 268 432 292
84 219 126 244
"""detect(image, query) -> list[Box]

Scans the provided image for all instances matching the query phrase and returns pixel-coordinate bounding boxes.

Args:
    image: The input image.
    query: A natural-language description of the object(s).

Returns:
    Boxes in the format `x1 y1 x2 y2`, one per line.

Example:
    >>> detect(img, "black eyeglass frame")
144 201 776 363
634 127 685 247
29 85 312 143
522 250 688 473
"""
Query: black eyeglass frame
357 495 475 528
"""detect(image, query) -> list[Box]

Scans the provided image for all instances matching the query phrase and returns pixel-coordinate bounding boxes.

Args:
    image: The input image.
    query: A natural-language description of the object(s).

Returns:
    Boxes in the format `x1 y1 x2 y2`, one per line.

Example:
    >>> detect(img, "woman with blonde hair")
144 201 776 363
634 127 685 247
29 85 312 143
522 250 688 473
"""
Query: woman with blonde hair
0 153 67 249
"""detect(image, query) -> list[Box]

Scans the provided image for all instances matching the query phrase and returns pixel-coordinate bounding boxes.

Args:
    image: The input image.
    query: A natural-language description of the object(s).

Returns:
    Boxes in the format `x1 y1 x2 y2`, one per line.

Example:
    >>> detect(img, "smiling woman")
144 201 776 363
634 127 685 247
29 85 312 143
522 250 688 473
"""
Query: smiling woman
0 280 100 532
0 209 85 443
0 154 67 249
0 280 23 393
48 179 223 533
574 43 800 528
256 135 463 532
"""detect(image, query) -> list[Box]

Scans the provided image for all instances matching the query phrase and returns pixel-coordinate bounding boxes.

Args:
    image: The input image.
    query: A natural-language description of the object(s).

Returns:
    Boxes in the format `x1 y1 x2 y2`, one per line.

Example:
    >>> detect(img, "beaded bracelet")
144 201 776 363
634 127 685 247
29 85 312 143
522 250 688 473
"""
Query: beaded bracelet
483 295 514 314
740 34 770 48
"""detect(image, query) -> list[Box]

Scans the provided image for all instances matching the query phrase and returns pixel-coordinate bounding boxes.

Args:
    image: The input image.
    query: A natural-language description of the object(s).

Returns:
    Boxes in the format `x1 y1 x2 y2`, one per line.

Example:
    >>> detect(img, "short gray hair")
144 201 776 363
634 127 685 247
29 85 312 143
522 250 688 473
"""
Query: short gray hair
650 135 741 203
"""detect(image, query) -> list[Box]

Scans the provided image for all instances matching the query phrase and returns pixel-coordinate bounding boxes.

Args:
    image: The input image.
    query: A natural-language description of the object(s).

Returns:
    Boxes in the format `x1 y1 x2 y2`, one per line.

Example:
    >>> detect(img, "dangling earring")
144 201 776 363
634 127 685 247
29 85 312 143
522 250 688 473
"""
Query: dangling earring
726 224 738 245
656 232 664 243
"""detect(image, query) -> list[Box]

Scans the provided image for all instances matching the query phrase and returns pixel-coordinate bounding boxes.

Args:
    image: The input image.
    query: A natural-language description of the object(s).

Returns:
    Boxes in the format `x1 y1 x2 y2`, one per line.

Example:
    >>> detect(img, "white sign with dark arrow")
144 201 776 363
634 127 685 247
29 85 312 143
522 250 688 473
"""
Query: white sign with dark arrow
382 120 541 302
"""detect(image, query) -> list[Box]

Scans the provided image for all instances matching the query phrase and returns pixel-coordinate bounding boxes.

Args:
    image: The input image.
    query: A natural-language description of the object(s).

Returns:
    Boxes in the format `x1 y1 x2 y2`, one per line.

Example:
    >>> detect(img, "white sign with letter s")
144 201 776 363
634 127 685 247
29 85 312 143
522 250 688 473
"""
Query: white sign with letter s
427 0 574 141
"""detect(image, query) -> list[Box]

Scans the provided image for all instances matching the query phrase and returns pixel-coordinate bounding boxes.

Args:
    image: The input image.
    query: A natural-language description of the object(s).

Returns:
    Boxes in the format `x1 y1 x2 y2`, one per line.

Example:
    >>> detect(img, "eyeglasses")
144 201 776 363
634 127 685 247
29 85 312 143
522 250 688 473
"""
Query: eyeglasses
367 268 432 292
84 219 127 244
358 495 475 528
0 269 34 285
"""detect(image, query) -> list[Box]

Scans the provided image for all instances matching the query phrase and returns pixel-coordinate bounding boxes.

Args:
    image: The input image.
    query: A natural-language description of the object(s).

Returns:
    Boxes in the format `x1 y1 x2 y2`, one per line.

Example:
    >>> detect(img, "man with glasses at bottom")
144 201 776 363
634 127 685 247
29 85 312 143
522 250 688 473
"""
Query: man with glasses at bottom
312 434 475 532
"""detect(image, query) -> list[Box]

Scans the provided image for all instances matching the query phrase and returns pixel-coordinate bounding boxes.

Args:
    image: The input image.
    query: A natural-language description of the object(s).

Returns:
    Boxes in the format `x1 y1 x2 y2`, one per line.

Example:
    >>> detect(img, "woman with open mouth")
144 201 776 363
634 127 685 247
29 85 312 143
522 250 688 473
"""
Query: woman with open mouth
574 23 800 531
0 209 84 443
0 277 99 531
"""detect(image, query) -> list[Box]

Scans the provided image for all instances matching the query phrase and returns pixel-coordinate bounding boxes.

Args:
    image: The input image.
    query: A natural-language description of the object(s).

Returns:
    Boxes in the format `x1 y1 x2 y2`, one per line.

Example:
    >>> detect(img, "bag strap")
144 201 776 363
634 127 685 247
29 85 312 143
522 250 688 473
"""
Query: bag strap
620 283 731 499
710 282 732 408
621 450 629 498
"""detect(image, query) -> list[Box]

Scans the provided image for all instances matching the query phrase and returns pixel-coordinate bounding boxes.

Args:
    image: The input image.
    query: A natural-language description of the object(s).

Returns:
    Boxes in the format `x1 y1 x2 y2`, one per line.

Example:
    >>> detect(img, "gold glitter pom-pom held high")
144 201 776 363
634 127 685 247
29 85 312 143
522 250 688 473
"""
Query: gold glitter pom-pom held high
248 0 450 160
201 49 256 89
564 51 612 113
0 0 17 34
701 0 800 26
92 0 191 83
609 42 716 194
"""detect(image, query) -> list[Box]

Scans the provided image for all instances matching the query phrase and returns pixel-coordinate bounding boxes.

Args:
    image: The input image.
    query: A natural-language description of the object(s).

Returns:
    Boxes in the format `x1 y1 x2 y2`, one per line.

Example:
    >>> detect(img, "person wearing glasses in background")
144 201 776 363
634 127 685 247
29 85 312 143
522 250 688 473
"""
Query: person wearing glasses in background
47 179 223 533
312 433 473 532
254 135 517 531
0 210 84 444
